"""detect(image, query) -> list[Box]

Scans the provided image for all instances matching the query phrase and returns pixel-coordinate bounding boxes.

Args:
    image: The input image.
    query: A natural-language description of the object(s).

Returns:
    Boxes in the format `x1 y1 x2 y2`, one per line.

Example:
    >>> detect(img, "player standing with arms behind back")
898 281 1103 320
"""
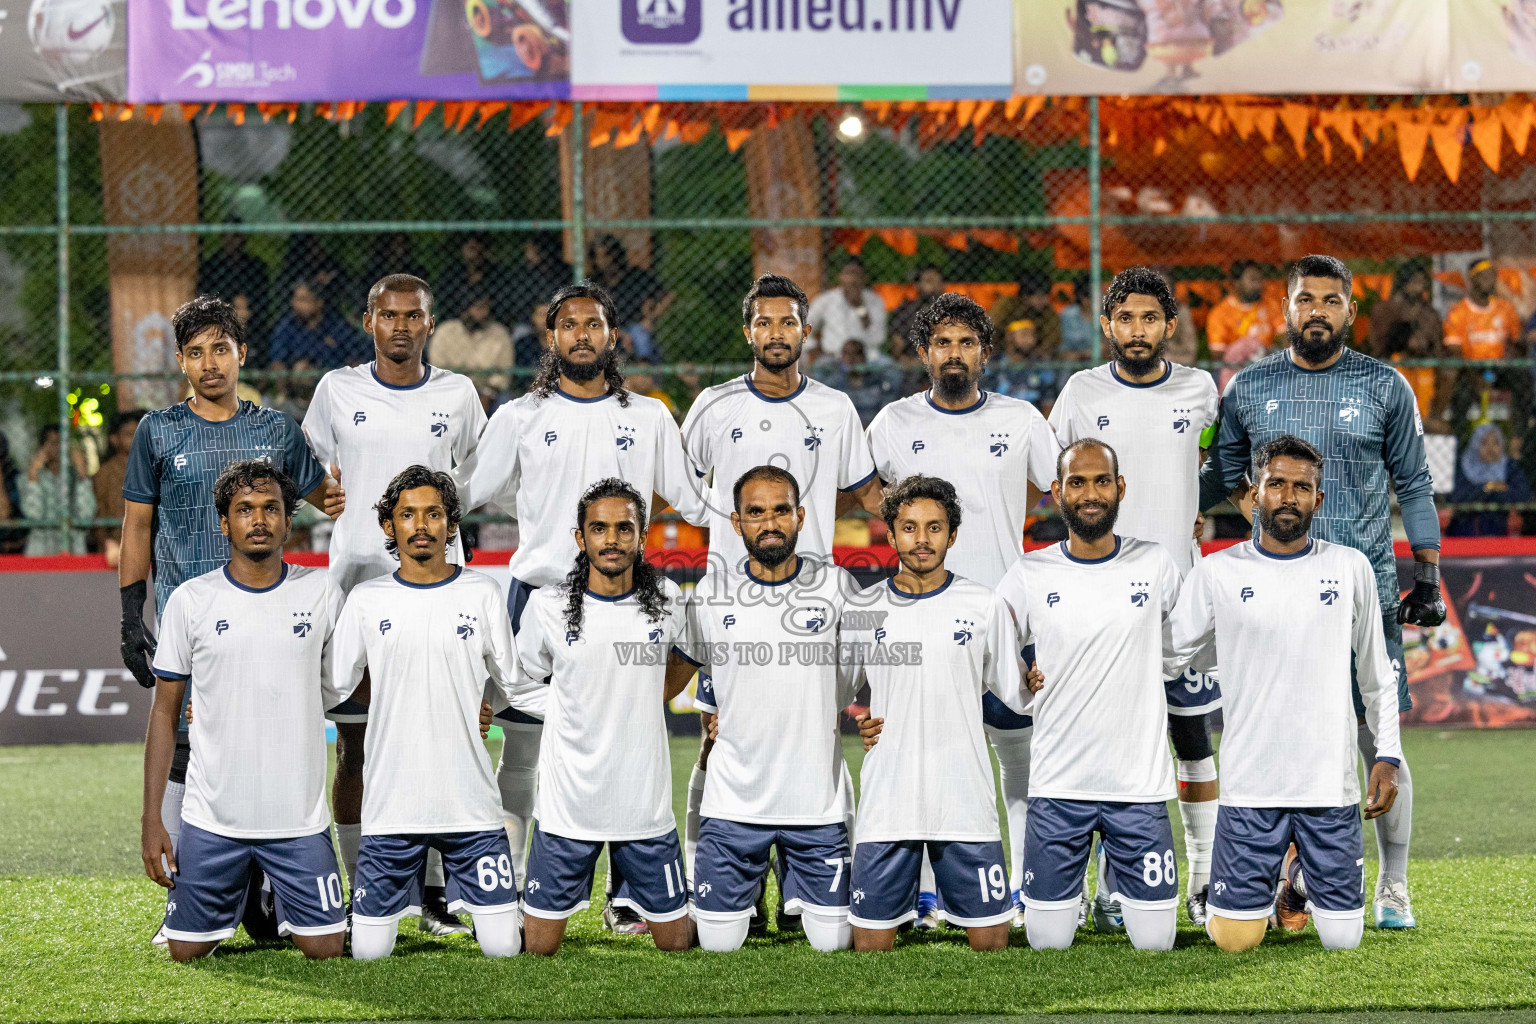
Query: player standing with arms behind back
864 293 1057 928
302 274 487 936
1048 267 1223 926
1198 255 1440 930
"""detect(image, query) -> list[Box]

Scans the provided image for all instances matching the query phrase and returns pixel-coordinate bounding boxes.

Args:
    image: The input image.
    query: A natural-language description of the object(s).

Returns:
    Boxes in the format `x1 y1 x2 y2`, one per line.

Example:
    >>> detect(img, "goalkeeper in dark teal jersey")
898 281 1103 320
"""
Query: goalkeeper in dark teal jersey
1198 254 1443 933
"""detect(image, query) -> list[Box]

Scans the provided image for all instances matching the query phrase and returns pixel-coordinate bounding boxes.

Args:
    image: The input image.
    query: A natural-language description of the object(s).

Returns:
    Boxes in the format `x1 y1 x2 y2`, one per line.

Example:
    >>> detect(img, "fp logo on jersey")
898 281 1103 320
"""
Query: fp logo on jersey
615 425 636 451
1265 400 1279 414
911 440 926 453
988 433 1010 457
730 427 743 443
1046 592 1060 607
353 411 367 426
874 627 887 645
1130 582 1149 607
379 619 392 635
1240 587 1254 602
173 454 190 470
565 629 580 646
215 619 230 635
544 431 558 446
1319 579 1340 605
1172 408 1190 433
953 619 974 645
457 614 477 639
430 413 449 438
292 612 312 638
804 427 823 451
722 614 736 629
1096 415 1110 429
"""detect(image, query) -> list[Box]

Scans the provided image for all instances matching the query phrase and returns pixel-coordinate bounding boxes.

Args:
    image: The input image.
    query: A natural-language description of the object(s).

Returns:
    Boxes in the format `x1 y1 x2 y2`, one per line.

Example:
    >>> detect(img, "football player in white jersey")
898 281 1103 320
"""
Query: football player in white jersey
678 275 876 931
1168 436 1402 952
864 293 1057 928
686 465 860 952
1048 267 1223 926
302 274 487 936
842 476 1032 951
508 478 699 954
458 282 706 935
331 466 522 960
142 460 346 961
995 439 1182 952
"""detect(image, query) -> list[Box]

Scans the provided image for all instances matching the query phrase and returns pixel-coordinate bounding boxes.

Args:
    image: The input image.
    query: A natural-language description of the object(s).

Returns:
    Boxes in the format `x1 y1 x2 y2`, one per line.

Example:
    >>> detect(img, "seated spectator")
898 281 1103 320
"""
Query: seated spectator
985 318 1060 413
512 232 572 322
430 292 514 394
888 264 945 353
268 280 370 371
19 423 96 555
589 235 671 362
442 232 516 327
1205 260 1284 363
364 232 429 288
0 432 24 554
815 339 902 426
276 233 350 317
989 269 1060 356
511 301 551 369
92 410 144 567
198 232 270 358
1057 273 1097 361
1449 424 1530 536
1445 259 1522 361
808 255 891 364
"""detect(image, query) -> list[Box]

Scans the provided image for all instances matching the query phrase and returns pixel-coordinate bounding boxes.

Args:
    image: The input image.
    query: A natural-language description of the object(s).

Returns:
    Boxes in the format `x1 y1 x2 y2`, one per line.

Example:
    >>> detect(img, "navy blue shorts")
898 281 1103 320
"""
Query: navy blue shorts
1022 798 1179 911
523 825 689 922
1353 609 1411 714
849 839 1012 929
981 691 1034 731
162 822 345 942
495 577 543 726
351 829 519 924
324 697 369 724
1209 805 1364 920
692 818 850 919
1166 668 1222 716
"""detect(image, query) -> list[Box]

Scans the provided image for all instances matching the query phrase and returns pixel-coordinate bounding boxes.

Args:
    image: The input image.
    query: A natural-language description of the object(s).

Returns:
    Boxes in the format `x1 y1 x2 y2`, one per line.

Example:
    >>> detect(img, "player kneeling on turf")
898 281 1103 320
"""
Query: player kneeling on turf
1168 436 1401 952
508 478 699 954
995 439 1183 952
142 460 346 961
331 466 523 960
843 475 1032 951
686 466 859 952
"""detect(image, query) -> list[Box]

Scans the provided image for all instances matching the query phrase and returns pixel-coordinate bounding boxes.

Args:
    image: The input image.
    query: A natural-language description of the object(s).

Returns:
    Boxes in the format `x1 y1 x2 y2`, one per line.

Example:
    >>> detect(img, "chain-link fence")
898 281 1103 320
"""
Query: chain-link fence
3 97 1535 549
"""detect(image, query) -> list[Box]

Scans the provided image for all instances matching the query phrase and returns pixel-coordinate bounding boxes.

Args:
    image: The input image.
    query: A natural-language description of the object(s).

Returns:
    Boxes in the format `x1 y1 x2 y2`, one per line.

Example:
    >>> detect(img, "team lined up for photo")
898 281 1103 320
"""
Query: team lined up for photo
130 255 1444 961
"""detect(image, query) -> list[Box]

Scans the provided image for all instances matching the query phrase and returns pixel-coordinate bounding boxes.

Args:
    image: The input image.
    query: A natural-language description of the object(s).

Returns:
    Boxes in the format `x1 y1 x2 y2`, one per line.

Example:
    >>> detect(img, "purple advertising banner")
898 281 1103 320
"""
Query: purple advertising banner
126 0 571 101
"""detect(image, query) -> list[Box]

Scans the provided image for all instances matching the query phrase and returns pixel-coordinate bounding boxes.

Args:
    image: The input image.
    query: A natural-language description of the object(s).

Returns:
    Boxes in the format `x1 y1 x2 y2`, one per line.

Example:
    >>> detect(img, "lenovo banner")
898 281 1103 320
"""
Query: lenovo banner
0 0 126 100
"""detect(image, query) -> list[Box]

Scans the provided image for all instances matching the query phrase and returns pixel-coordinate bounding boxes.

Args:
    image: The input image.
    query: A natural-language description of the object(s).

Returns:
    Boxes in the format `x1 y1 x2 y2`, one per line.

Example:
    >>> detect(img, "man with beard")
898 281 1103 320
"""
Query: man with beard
685 466 859 952
992 439 1183 952
678 275 876 925
459 282 706 934
864 292 1058 929
1198 254 1440 931
1049 267 1223 928
303 274 487 936
1173 436 1402 953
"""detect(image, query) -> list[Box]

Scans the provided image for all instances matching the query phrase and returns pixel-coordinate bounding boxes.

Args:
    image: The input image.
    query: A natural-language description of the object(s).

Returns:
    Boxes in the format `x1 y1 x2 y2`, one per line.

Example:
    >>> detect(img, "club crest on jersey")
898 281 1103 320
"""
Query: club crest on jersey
1046 592 1060 607
525 878 539 893
1172 408 1190 433
805 427 823 451
615 425 636 451
457 613 477 639
648 627 664 643
292 612 313 638
988 432 1009 456
1024 870 1034 887
1130 582 1149 607
565 628 580 646
1320 579 1340 605
953 619 974 645
695 881 712 898
166 899 177 916
353 411 367 426
1339 405 1361 423
730 427 743 443
789 606 828 634
722 614 736 628
379 619 392 635
1240 587 1254 602
430 413 450 438
1265 400 1280 413
215 619 230 635
851 888 865 904
353 887 366 903
544 431 558 446
911 440 925 453
1096 415 1110 429
1212 880 1227 897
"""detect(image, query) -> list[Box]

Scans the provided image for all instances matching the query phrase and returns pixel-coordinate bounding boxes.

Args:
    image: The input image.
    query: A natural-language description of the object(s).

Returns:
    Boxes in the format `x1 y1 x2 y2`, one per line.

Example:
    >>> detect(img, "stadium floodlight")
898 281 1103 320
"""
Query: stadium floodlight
838 113 864 139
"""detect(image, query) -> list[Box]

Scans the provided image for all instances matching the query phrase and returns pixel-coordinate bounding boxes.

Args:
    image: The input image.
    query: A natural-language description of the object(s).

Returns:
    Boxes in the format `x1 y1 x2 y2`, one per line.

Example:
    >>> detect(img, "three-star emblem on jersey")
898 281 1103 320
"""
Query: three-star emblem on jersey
379 619 392 635
1240 587 1254 602
1319 579 1340 605
353 411 367 426
953 619 975 645
215 619 230 635
805 427 823 451
292 611 313 638
988 432 1010 457
1172 408 1191 433
615 425 636 451
544 430 558 446
648 627 664 643
457 613 477 639
1130 582 1149 607
802 607 828 633
430 413 450 438
1339 406 1362 424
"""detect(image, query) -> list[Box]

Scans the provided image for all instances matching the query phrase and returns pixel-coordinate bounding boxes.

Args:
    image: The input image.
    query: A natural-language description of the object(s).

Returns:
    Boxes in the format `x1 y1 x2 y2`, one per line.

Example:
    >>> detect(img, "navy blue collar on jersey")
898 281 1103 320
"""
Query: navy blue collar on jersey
223 561 288 593
1060 536 1122 564
370 361 432 391
746 556 801 587
924 390 988 415
393 565 462 588
1252 536 1315 560
586 586 634 601
556 387 612 404
182 398 250 429
887 571 954 599
1110 361 1172 388
742 373 807 403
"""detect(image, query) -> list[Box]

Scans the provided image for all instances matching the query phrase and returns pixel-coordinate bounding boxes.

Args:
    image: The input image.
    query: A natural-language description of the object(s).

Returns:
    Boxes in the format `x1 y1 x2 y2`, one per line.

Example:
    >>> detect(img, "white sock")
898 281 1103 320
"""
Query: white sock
335 822 361 890
919 849 936 897
1358 722 1411 889
1025 905 1077 950
425 849 445 889
986 725 1032 891
472 909 522 957
801 908 852 951
1178 796 1218 895
1122 904 1177 951
695 913 751 952
1314 912 1364 950
350 919 397 960
497 723 542 890
1095 842 1111 902
685 763 706 886
160 781 185 876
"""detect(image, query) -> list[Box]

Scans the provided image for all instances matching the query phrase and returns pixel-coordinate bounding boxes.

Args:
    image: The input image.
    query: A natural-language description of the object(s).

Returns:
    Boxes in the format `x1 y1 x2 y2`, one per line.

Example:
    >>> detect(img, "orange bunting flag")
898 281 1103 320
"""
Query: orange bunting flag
1396 112 1432 182
412 101 436 130
1500 101 1534 156
1428 108 1468 183
1471 108 1504 173
1279 103 1311 159
1252 106 1278 144
385 100 408 125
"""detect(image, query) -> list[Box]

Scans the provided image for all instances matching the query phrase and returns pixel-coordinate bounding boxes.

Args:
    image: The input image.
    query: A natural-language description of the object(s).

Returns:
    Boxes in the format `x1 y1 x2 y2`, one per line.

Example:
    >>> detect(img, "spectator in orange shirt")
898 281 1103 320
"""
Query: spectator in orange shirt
1443 259 1522 361
1207 261 1285 390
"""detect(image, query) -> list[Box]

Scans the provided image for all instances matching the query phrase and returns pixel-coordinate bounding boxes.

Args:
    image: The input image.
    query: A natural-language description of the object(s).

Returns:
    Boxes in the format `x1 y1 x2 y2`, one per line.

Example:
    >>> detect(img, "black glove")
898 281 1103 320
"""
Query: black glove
1396 562 1446 628
120 580 158 688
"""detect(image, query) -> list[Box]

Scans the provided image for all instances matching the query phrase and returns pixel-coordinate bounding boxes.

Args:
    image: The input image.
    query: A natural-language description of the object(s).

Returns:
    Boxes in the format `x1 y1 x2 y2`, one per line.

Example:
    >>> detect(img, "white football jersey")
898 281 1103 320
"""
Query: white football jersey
996 537 1181 803
303 363 485 594
866 391 1058 588
1167 538 1403 808
680 375 876 572
458 389 706 588
509 578 692 841
1049 362 1219 574
153 564 342 840
686 557 858 825
843 574 1028 843
332 567 516 835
